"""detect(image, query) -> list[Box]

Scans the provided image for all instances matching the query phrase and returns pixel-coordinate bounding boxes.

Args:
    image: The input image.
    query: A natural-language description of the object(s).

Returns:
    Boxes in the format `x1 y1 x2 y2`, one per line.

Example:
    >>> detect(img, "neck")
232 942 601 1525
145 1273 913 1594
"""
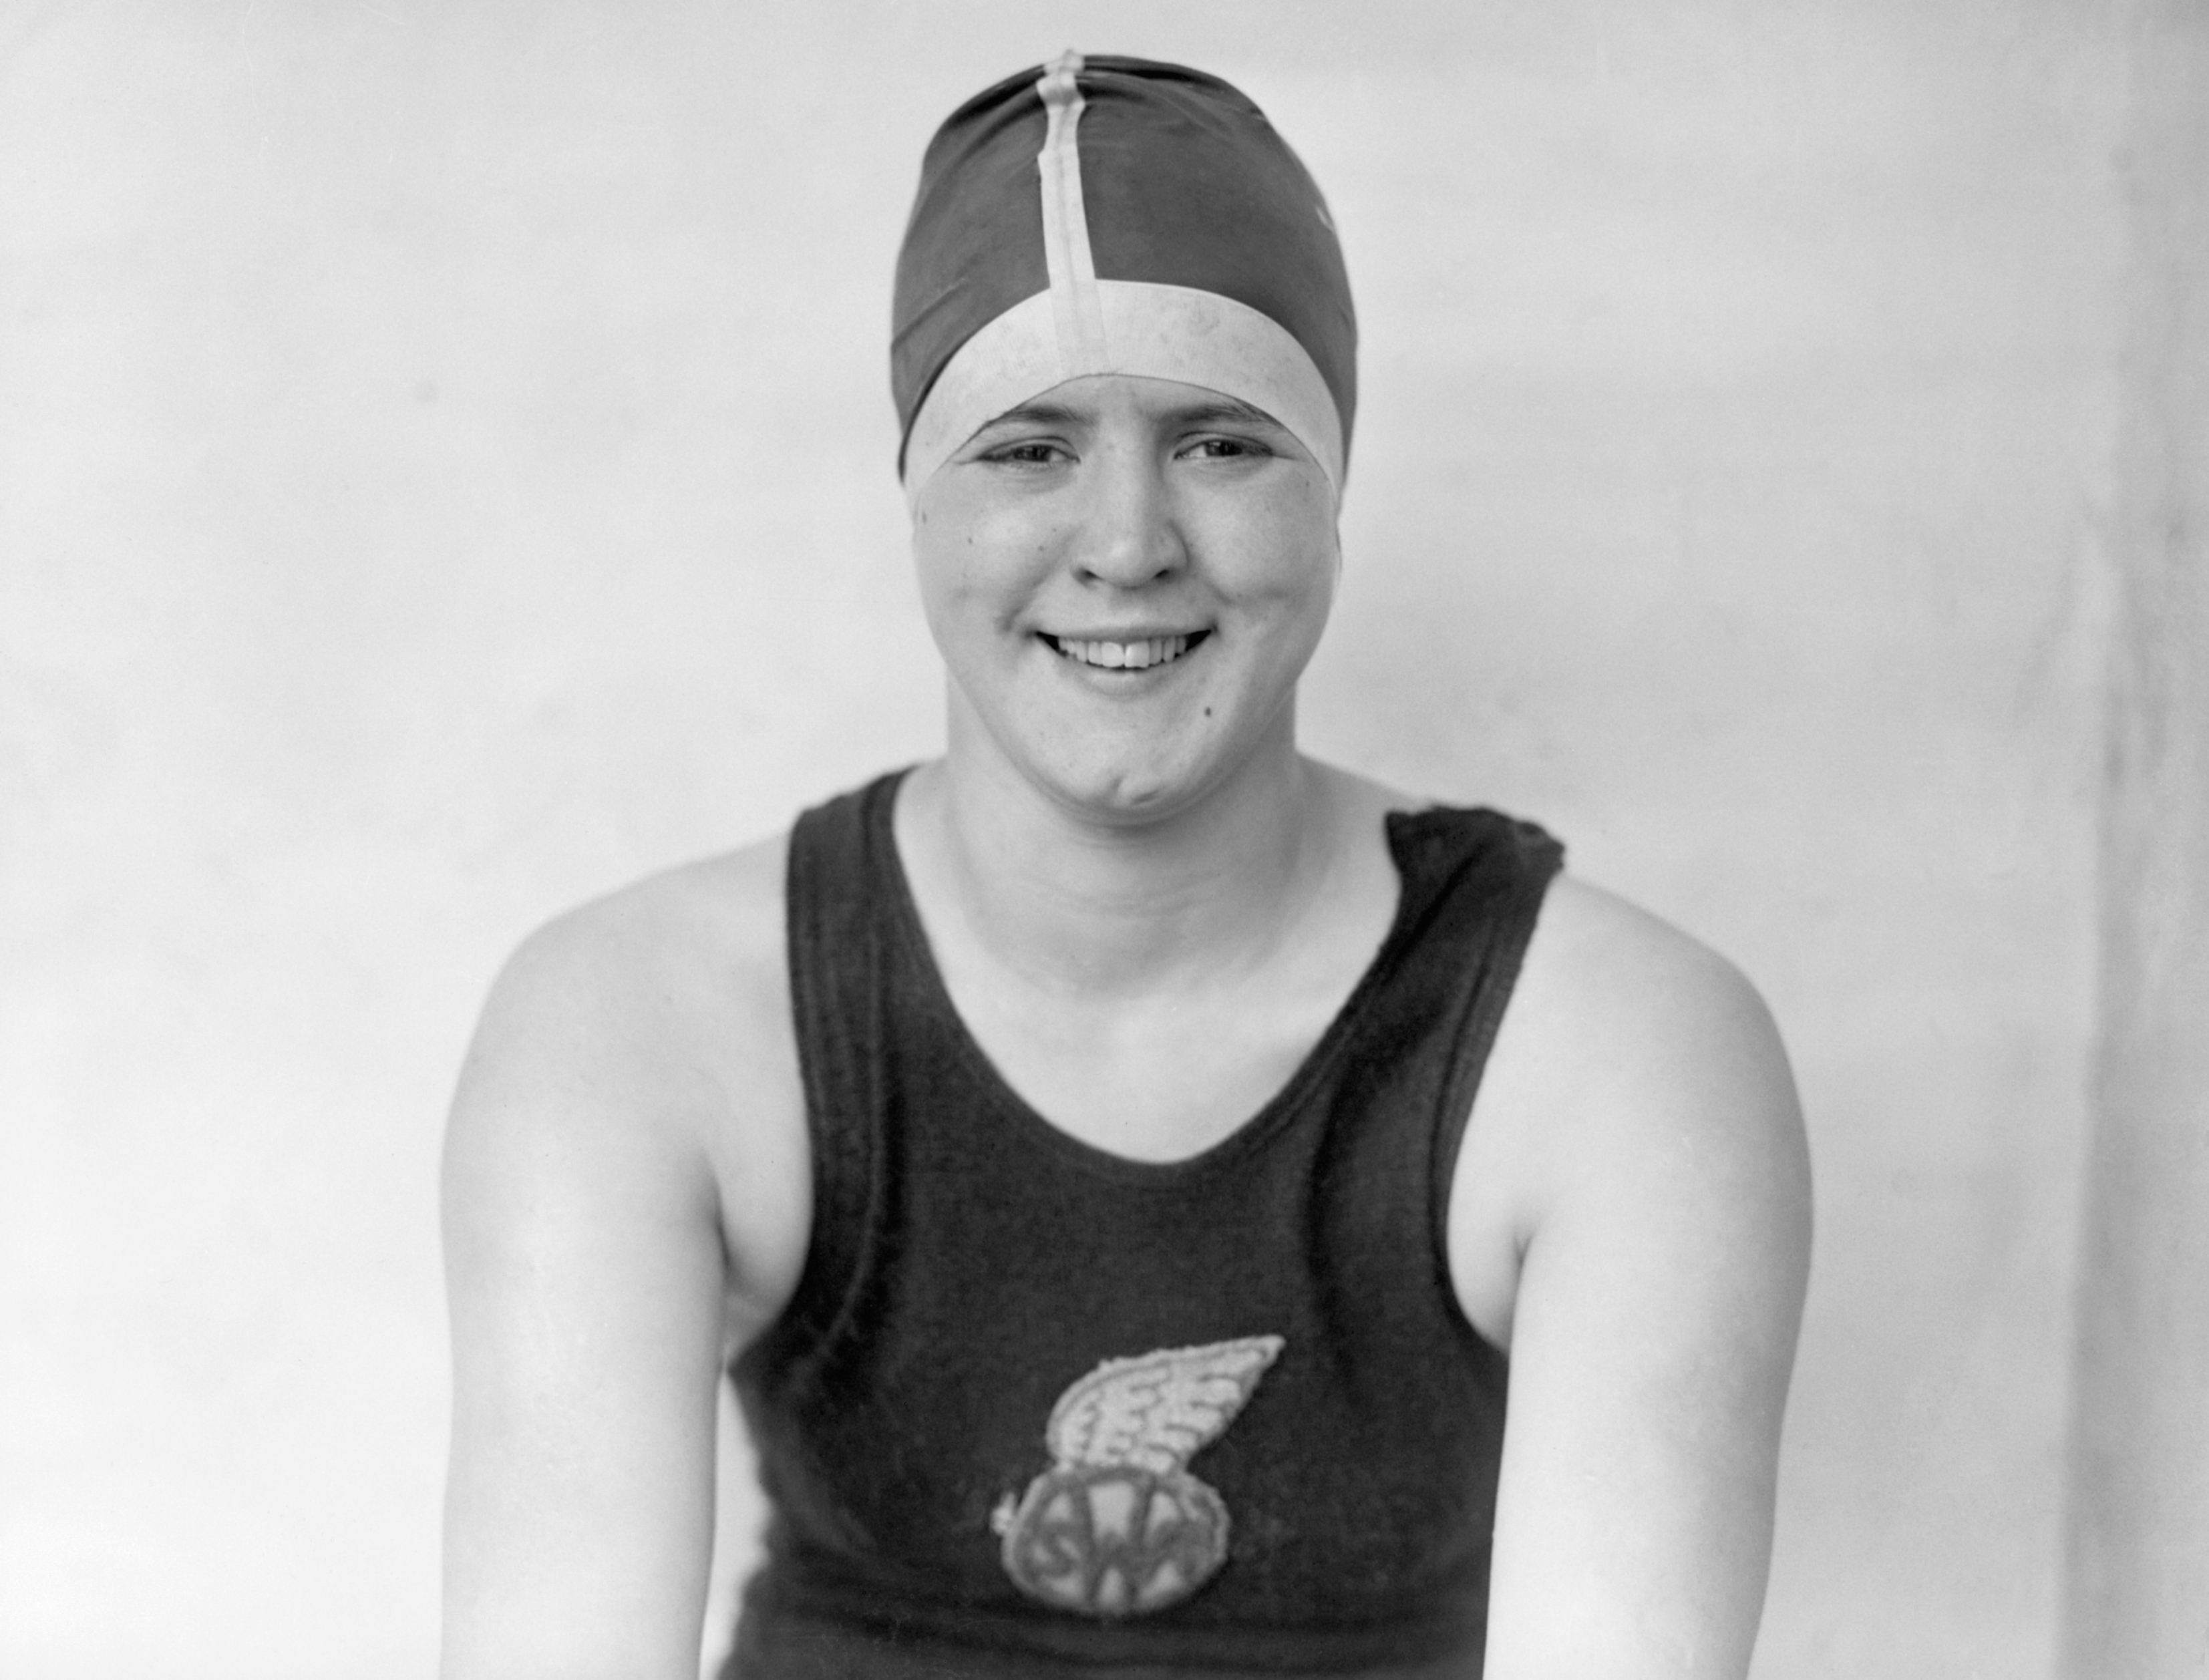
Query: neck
897 712 1339 1000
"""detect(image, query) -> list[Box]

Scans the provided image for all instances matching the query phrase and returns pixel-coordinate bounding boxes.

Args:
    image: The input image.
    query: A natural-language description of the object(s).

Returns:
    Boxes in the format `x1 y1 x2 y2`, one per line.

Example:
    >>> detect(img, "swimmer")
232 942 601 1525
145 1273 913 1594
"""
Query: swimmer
440 53 1812 1680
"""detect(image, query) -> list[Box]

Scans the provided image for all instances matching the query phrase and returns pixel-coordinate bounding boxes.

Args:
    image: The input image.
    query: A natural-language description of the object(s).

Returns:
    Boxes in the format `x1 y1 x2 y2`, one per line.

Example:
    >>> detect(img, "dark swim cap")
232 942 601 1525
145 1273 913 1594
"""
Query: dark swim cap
892 52 1357 495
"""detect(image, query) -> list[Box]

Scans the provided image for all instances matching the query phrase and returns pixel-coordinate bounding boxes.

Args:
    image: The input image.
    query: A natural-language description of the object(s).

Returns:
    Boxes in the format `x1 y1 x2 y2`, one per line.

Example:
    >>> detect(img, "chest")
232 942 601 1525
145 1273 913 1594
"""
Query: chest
913 835 1407 1166
733 864 1517 1654
942 967 1360 1163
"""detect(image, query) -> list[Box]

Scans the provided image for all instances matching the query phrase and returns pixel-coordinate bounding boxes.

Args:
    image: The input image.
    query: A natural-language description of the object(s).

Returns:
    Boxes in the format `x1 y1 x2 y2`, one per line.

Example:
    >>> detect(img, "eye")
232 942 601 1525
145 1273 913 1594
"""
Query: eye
981 439 1071 467
1181 434 1272 462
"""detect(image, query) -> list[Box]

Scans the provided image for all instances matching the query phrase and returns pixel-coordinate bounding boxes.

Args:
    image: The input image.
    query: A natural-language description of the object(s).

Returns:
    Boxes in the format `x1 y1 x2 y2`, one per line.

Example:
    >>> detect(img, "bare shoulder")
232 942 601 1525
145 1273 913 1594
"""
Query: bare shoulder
1456 876 1811 1673
1510 876 1801 1120
469 832 792 1091
445 829 807 1331
440 840 802 1673
1452 873 1812 1348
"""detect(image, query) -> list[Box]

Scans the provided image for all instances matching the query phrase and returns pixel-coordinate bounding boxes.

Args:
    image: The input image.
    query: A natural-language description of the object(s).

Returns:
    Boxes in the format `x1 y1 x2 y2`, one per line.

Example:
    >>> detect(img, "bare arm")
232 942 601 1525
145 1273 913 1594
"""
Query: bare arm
1462 884 1812 1678
439 855 802 1680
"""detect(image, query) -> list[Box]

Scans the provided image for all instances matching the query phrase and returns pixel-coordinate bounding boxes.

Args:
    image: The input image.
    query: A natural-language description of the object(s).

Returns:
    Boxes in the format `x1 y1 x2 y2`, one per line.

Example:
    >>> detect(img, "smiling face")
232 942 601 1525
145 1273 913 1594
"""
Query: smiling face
910 373 1341 824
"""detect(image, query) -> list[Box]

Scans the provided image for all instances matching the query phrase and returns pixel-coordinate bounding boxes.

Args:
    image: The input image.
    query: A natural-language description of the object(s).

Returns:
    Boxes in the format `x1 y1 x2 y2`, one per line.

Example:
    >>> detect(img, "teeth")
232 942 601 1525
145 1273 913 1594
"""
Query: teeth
1054 635 1194 669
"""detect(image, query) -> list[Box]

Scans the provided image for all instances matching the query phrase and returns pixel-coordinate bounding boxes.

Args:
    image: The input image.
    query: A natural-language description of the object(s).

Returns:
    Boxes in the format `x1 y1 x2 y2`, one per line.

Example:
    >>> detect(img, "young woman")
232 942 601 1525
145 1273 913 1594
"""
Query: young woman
440 53 1811 1680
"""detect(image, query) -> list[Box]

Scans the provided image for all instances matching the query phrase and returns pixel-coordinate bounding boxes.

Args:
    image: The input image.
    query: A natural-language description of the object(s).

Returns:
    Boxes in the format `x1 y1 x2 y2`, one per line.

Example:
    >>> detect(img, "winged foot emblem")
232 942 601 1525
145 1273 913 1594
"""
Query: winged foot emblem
992 1334 1283 1617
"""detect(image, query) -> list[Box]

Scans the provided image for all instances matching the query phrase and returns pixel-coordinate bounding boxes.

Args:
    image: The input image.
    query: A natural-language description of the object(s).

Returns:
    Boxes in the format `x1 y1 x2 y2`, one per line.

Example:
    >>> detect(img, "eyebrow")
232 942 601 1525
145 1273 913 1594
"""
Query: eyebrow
1173 397 1283 429
973 401 1085 434
971 395 1285 436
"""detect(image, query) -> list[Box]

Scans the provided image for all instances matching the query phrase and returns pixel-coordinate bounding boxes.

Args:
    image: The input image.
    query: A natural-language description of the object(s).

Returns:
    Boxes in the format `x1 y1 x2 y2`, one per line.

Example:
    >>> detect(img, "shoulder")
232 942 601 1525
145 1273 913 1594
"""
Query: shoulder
1452 872 1811 1348
438 834 800 1673
445 828 806 1329
459 830 791 1137
474 831 788 1062
1513 876 1796 1111
1462 876 1812 1671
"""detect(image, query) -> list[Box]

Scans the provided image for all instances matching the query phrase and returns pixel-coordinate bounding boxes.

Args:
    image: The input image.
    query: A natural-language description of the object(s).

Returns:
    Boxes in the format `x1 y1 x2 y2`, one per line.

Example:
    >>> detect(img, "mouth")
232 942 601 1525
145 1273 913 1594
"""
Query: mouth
1040 631 1210 671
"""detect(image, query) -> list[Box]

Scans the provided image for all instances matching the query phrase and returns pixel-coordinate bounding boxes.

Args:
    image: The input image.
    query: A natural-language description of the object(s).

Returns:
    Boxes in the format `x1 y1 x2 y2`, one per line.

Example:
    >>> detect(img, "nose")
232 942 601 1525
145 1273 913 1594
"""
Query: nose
1069 440 1185 588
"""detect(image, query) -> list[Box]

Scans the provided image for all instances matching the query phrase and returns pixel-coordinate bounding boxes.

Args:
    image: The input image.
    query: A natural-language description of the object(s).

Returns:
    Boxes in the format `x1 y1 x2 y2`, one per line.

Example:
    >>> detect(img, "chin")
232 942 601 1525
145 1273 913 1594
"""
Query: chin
1029 747 1223 827
950 678 1279 828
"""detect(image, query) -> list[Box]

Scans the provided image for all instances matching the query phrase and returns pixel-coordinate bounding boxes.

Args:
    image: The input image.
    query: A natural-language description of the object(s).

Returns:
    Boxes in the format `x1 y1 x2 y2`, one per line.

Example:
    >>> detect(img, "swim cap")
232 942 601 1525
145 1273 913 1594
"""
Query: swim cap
892 53 1356 497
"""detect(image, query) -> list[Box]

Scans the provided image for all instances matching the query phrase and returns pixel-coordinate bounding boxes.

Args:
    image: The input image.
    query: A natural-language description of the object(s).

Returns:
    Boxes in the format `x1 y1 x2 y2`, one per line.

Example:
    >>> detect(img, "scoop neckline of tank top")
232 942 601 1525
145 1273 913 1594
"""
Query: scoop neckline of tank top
871 769 1451 1183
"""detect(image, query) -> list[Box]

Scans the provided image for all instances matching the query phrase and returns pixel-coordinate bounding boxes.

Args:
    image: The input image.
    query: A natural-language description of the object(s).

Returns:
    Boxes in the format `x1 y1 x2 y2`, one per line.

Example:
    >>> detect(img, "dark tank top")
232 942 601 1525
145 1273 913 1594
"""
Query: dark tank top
725 772 1563 1680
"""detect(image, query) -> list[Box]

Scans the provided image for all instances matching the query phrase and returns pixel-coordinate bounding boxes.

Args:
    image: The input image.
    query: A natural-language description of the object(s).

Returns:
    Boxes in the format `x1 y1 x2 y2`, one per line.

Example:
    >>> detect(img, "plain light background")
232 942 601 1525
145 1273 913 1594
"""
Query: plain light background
1 1 2134 1675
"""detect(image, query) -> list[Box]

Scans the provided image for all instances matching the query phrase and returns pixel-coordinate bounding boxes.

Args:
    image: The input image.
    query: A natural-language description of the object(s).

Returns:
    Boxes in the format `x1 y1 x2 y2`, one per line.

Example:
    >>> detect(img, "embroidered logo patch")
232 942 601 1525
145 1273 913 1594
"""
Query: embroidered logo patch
992 1334 1283 1617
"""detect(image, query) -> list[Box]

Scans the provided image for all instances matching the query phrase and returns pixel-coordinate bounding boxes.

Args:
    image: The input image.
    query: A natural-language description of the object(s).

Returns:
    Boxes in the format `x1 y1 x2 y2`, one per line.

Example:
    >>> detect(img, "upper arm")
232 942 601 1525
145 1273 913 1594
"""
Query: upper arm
439 894 761 1680
1469 884 1812 1679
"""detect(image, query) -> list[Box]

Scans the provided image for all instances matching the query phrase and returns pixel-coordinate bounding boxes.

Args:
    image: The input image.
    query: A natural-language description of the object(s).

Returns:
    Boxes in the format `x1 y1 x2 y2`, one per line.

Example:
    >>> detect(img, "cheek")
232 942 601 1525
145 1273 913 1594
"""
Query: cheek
911 494 987 597
1224 501 1340 617
1208 467 1335 577
911 512 1053 651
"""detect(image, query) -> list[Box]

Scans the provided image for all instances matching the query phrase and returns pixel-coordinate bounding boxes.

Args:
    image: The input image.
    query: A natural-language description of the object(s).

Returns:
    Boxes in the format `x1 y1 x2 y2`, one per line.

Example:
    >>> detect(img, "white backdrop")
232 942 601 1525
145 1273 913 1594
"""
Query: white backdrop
2 3 2123 1675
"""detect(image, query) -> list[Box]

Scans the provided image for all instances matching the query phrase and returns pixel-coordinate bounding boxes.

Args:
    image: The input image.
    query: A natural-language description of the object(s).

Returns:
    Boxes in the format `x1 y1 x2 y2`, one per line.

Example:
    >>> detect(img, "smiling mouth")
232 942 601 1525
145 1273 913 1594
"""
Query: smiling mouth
1041 631 1210 671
